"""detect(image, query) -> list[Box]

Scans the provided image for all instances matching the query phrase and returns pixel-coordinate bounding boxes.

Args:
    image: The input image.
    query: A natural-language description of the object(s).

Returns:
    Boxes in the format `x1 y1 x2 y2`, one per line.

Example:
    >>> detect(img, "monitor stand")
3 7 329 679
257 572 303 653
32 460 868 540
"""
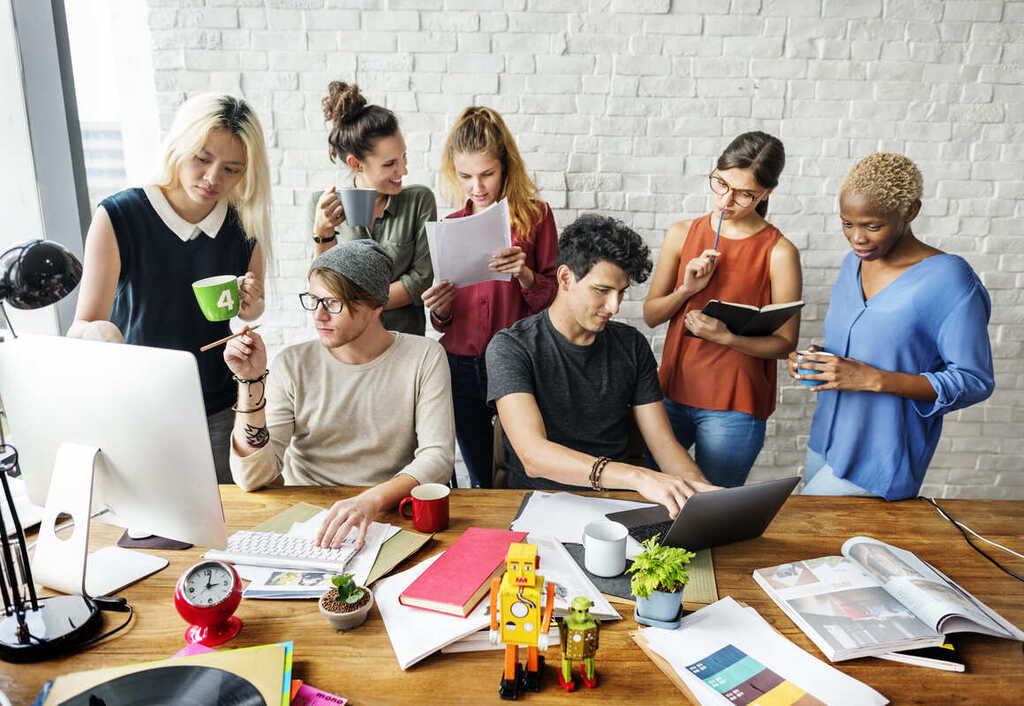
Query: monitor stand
32 443 168 597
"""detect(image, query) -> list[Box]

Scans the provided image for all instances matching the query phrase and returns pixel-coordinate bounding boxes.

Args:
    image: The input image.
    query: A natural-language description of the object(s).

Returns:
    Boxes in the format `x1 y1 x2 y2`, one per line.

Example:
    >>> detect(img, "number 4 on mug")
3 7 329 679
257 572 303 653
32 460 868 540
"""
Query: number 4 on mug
217 288 235 310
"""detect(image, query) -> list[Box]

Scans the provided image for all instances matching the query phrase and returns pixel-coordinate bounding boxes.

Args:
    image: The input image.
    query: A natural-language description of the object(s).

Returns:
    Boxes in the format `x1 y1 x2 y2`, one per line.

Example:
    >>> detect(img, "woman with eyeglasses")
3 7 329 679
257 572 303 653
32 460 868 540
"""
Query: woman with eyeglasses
644 132 801 487
788 153 993 500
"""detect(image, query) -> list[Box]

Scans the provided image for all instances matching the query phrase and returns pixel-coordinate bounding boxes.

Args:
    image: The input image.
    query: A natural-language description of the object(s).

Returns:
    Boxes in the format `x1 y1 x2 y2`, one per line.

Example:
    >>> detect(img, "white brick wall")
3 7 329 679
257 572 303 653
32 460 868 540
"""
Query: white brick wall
147 0 1024 499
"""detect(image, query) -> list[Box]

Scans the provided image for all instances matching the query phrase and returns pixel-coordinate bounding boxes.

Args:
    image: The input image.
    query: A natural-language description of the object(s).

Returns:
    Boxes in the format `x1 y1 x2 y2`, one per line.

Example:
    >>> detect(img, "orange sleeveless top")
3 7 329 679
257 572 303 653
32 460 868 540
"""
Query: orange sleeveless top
658 214 782 420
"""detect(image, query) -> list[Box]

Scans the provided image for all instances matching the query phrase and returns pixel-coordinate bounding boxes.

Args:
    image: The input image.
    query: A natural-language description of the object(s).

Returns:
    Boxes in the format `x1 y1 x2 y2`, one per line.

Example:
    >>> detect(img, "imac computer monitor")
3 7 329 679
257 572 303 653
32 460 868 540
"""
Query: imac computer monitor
0 335 227 549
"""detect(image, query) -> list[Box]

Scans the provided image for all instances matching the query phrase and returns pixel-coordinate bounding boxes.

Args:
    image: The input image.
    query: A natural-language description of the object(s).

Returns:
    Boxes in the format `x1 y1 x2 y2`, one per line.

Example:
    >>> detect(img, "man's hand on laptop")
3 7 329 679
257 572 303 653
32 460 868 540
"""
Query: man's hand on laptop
633 469 719 518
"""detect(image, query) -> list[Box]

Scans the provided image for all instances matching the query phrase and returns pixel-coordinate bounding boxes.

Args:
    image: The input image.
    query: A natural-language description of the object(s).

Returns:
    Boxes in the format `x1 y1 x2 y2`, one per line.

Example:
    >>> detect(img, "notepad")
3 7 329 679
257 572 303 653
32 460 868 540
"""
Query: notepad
685 299 803 338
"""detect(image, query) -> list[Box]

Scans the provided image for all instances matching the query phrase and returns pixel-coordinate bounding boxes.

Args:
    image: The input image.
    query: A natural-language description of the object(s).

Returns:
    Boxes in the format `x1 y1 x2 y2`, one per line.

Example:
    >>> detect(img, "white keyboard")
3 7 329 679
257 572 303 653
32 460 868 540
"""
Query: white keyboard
204 530 357 572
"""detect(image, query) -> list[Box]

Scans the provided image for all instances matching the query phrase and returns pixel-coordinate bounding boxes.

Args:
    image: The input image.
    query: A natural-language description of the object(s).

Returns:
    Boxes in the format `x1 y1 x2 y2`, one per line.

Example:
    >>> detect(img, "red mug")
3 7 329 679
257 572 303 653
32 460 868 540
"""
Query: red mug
399 483 450 533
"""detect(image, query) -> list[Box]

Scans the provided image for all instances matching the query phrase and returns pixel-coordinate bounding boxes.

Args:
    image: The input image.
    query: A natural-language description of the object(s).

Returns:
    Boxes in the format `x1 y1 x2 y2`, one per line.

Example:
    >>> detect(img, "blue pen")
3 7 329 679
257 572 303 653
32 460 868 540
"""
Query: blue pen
711 210 724 263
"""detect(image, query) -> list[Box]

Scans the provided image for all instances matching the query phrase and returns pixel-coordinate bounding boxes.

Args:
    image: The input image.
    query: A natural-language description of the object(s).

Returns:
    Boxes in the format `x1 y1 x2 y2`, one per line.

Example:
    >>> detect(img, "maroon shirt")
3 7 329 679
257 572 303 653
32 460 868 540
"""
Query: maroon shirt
431 199 558 357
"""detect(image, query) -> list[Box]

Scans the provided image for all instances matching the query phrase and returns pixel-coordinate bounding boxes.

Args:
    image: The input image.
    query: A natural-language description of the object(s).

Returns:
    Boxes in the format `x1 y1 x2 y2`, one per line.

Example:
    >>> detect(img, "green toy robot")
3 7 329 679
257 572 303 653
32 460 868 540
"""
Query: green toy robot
557 596 600 691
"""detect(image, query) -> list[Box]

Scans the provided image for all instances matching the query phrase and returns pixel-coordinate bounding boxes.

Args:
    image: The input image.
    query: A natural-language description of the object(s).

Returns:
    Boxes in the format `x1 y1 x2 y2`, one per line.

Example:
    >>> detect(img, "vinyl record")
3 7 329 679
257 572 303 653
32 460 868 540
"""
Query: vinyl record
59 665 267 706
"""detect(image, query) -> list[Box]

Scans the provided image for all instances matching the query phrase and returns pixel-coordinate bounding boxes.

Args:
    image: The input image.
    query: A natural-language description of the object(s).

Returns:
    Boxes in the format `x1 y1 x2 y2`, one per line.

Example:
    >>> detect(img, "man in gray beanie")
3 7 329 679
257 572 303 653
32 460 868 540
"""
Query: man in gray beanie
223 239 455 548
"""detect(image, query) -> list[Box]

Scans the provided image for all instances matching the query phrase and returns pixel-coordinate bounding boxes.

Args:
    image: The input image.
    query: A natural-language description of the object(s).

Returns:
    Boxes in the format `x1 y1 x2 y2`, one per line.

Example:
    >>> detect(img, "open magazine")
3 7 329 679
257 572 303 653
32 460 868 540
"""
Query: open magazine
753 536 1024 661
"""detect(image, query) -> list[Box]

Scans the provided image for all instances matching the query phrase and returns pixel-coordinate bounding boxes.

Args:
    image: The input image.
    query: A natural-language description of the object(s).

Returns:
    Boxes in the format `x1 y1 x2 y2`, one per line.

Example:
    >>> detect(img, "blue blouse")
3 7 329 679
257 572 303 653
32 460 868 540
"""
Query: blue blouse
808 252 994 500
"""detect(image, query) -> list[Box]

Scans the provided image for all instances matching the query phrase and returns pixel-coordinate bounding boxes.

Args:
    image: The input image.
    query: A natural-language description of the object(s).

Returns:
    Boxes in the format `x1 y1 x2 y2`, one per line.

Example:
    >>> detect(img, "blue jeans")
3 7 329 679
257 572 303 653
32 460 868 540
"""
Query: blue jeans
802 448 876 496
447 353 494 488
660 398 766 488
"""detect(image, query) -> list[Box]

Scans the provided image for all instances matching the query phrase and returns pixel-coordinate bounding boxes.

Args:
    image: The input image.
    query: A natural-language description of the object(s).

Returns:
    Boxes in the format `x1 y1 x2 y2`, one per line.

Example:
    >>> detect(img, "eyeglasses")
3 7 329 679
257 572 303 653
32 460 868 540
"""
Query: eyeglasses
708 174 762 209
299 292 344 315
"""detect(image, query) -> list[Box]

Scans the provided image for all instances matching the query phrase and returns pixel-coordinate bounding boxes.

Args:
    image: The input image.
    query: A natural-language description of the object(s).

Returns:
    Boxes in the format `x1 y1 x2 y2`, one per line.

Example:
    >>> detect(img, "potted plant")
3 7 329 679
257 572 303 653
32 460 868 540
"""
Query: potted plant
626 534 695 626
319 573 373 631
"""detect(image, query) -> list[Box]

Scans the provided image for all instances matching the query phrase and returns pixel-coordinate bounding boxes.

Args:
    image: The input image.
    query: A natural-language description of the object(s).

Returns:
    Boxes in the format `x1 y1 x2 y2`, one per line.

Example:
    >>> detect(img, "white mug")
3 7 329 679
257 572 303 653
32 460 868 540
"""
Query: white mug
582 520 628 578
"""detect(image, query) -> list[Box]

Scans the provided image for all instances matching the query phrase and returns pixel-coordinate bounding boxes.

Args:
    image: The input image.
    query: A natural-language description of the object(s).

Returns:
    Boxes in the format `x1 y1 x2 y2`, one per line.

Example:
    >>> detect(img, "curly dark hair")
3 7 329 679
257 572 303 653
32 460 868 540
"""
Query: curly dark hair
557 214 651 284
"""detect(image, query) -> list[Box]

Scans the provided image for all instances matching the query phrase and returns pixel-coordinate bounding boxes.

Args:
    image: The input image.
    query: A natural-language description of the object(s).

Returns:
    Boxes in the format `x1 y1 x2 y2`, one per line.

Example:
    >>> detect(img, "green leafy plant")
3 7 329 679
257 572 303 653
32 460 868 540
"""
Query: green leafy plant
331 573 366 604
625 534 695 599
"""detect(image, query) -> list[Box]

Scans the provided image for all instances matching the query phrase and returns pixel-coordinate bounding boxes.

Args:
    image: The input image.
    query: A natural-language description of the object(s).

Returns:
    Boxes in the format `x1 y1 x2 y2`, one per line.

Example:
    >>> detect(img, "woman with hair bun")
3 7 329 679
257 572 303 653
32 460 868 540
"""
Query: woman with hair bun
789 153 994 500
421 106 557 487
644 131 801 488
309 81 435 335
69 93 273 482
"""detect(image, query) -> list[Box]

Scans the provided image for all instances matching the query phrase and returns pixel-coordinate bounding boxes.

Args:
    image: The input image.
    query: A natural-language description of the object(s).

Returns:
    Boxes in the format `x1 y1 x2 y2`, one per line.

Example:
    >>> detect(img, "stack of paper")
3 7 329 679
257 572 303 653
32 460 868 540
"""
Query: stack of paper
425 198 512 287
510 491 656 557
441 533 620 654
634 597 888 705
376 554 491 670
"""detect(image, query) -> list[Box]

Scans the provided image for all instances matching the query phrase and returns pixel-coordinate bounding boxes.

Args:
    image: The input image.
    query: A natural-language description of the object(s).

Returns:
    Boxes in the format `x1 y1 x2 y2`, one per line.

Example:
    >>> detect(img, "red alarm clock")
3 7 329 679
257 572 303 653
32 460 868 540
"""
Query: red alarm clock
173 560 243 646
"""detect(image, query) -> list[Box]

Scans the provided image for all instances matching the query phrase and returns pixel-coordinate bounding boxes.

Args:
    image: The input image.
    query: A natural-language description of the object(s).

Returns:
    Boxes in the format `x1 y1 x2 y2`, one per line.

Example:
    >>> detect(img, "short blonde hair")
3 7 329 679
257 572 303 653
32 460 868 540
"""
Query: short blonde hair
840 152 923 217
155 94 273 264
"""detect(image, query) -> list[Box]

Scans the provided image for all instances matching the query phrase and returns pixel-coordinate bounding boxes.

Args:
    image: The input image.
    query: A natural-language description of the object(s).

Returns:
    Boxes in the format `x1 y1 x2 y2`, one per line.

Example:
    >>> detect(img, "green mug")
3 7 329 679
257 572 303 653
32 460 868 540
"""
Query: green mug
192 275 240 321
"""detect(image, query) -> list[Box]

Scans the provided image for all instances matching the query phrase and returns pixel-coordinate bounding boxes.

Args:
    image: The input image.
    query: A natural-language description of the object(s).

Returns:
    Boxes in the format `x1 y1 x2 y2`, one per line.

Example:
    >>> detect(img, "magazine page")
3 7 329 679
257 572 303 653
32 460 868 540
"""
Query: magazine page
841 537 1014 637
754 557 939 658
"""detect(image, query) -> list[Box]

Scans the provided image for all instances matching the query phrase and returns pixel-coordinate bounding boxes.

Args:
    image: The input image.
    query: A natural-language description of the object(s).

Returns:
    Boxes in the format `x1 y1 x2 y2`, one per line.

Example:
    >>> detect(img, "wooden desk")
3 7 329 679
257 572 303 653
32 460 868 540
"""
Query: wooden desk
3 489 1022 705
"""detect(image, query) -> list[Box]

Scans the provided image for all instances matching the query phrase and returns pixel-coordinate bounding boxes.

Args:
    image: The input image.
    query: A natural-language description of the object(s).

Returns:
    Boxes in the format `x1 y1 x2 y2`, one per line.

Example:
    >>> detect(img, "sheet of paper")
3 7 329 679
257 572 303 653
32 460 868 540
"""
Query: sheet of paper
425 198 512 287
287 512 398 587
375 553 491 670
639 597 888 706
526 533 619 620
509 491 655 557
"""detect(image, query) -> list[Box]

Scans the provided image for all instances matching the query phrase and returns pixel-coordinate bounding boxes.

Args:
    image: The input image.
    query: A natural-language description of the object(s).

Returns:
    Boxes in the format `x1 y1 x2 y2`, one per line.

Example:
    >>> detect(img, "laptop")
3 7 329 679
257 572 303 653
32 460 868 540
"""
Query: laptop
605 476 800 551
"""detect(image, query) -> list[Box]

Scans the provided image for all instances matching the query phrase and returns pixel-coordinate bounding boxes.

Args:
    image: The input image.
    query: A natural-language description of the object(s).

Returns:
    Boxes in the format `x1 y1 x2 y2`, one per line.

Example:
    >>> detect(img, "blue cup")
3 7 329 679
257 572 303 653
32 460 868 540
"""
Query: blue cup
797 351 835 386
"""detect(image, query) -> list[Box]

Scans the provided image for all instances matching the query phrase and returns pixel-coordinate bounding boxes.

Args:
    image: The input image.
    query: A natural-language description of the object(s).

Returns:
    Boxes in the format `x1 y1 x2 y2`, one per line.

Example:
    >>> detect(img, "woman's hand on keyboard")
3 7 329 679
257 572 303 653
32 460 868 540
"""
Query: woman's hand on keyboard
316 493 377 550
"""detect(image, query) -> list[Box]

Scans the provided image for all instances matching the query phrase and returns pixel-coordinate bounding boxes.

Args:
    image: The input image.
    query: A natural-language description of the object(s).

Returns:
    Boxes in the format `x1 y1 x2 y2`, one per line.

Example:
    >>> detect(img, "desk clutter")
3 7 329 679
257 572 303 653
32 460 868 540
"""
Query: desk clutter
20 491 1024 705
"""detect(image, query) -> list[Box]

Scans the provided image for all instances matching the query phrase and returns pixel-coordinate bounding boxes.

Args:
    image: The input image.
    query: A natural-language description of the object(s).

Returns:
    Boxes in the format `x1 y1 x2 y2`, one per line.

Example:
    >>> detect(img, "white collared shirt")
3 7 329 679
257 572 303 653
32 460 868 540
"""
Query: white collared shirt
143 184 228 242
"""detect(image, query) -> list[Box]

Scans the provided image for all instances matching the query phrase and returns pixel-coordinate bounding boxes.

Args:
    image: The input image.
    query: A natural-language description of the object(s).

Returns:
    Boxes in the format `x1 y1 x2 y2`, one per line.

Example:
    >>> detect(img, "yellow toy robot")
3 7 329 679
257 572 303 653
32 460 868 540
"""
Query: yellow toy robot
489 543 555 700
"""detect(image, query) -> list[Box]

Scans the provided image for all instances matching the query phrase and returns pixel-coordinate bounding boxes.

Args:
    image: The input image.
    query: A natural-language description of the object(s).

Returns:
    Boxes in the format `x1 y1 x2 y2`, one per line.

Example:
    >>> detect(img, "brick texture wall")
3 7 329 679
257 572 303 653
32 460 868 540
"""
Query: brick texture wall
146 0 1024 499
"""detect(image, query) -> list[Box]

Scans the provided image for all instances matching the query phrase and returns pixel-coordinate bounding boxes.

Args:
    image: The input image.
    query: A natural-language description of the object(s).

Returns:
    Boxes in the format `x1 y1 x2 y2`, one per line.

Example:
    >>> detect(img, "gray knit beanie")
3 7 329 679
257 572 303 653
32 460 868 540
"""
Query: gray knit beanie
310 239 393 306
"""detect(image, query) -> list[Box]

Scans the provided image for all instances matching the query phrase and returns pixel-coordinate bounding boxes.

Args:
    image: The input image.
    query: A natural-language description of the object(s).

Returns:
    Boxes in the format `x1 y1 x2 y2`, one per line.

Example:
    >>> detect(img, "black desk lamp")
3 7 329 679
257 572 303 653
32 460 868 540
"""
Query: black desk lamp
0 239 102 663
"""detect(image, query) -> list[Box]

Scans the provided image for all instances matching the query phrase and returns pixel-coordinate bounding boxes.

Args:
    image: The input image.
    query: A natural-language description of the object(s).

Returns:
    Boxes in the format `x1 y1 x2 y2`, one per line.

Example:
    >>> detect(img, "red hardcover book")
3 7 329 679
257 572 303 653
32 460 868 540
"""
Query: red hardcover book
399 527 528 617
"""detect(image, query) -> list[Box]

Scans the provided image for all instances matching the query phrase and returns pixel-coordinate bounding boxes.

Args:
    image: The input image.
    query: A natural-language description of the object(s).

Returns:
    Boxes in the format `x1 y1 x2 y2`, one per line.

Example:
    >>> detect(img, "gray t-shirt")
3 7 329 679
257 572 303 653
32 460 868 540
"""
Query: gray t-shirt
485 310 663 491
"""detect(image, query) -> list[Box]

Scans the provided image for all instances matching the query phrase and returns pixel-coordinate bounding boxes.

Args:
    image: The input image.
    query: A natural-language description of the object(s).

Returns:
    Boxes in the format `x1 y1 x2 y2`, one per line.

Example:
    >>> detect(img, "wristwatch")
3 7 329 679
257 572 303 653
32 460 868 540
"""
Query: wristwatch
312 233 337 244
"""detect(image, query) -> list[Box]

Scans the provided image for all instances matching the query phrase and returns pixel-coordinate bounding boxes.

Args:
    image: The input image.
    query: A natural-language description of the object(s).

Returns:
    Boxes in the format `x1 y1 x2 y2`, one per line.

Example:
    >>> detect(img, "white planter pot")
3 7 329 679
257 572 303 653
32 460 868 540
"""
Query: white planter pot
319 587 374 631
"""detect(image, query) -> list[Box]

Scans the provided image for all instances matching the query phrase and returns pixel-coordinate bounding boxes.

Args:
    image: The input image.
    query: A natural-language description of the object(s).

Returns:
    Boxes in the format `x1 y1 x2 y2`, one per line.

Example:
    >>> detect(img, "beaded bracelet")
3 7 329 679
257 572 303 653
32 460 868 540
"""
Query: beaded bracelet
589 456 611 491
232 369 269 413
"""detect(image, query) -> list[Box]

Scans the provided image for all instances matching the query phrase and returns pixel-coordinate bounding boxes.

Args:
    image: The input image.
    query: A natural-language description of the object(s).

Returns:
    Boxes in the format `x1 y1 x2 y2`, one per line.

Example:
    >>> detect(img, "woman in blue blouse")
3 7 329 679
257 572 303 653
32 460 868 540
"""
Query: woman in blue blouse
789 153 994 500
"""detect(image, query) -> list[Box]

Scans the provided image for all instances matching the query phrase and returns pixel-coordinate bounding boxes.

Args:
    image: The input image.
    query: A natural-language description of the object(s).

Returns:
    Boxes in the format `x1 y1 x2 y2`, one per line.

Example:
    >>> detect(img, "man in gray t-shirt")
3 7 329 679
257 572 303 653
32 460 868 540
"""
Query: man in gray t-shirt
487 215 714 517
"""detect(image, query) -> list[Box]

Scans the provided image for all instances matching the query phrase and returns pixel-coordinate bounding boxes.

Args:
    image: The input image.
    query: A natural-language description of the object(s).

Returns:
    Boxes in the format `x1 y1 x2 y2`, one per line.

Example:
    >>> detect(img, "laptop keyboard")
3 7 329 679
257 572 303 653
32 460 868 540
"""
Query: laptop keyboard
627 519 674 545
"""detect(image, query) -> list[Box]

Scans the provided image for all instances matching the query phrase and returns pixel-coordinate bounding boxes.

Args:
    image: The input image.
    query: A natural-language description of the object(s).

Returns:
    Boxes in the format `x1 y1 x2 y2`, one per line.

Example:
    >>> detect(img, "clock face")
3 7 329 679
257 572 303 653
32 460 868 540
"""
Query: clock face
183 561 235 608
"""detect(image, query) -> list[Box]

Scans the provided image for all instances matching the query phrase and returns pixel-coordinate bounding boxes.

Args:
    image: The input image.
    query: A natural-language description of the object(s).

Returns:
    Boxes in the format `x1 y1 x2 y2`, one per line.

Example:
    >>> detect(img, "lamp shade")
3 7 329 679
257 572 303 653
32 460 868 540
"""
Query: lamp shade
0 240 82 309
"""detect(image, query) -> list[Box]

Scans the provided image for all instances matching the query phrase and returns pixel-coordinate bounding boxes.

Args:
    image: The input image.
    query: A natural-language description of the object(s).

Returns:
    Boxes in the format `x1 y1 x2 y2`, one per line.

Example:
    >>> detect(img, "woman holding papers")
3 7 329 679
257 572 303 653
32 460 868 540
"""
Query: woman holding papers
422 107 558 487
789 153 994 500
68 93 272 483
644 132 802 487
309 81 435 335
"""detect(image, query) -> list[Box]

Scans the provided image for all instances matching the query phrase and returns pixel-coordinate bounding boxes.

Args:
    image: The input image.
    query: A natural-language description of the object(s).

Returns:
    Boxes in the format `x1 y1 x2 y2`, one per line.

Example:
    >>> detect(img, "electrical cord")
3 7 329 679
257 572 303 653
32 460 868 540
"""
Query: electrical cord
919 496 1024 583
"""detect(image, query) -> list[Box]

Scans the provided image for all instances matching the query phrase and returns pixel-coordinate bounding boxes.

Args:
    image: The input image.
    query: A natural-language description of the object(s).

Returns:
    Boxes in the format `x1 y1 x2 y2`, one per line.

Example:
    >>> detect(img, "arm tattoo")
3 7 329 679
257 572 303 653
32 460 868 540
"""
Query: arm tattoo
244 424 270 449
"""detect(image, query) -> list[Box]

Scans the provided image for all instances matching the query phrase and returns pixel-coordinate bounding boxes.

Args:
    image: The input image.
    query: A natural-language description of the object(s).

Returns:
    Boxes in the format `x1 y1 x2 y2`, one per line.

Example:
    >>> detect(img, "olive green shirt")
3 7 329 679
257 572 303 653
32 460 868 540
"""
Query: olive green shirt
307 185 436 335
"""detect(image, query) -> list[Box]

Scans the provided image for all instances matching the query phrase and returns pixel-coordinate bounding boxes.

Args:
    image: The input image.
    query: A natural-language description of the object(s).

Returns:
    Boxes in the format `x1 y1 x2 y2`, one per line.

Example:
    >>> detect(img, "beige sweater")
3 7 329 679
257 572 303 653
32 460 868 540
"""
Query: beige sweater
229 333 454 490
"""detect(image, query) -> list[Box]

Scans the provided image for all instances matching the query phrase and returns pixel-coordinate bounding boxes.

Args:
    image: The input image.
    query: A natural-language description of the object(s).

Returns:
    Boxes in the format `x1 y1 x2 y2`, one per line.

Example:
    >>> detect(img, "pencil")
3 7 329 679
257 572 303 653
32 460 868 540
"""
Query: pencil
711 210 724 263
200 324 261 352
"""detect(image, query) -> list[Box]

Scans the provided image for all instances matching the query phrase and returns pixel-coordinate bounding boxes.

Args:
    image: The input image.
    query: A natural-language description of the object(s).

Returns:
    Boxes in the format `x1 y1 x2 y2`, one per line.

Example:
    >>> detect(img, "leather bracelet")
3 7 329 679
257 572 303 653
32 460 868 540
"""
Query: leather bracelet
430 309 453 326
589 456 610 491
232 398 267 414
313 233 337 244
232 369 269 385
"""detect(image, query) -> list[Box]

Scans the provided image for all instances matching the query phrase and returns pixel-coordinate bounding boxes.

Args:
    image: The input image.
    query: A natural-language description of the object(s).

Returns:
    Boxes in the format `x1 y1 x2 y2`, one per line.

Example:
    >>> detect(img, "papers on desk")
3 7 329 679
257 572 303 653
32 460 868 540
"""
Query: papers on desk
232 514 399 595
635 597 888 706
510 491 656 558
425 198 512 287
376 553 491 670
441 533 619 654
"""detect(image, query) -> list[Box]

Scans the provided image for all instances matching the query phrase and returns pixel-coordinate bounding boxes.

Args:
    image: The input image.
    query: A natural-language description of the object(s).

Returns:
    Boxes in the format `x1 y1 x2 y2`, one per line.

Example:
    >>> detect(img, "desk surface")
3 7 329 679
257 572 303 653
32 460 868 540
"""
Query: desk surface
4 488 1023 705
